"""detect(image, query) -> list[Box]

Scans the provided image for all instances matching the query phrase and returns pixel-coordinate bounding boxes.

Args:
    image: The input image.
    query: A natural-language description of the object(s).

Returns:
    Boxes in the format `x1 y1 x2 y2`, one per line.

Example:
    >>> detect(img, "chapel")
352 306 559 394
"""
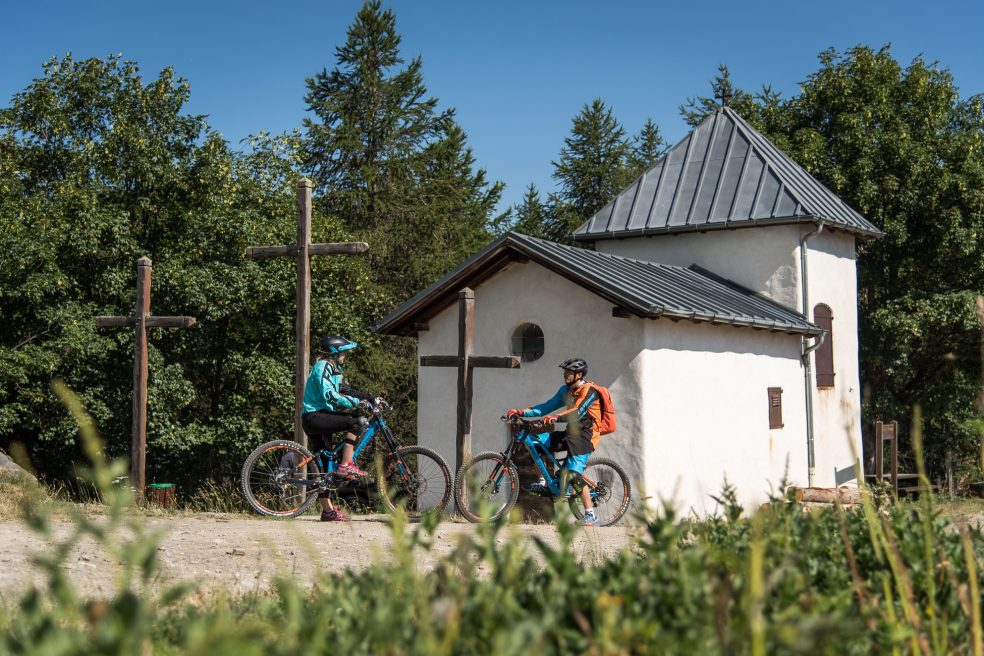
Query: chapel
376 107 883 514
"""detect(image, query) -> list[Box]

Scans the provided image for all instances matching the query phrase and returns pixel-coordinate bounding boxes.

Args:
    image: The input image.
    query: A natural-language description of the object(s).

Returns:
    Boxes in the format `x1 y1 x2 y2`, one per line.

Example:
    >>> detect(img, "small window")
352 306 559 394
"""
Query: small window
814 304 835 388
511 323 544 362
768 387 783 429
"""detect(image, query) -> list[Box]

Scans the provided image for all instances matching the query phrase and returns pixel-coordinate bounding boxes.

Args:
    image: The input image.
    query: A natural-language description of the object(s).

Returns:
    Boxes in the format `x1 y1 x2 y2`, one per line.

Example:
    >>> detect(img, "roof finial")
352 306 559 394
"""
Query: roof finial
717 88 732 108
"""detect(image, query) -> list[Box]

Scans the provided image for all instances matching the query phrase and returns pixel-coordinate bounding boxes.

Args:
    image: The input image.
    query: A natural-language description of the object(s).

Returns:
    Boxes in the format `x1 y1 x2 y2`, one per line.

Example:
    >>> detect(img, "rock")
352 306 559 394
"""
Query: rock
0 448 36 482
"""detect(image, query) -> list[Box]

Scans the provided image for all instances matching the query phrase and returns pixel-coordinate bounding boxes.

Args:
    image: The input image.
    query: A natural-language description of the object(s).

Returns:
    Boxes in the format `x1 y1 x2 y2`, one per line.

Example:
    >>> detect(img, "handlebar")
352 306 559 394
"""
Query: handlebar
501 415 555 427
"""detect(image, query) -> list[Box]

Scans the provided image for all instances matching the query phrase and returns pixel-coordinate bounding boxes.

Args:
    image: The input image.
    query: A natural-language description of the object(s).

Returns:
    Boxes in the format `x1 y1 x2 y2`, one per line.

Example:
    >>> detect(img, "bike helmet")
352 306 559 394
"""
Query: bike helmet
317 335 358 356
559 357 588 374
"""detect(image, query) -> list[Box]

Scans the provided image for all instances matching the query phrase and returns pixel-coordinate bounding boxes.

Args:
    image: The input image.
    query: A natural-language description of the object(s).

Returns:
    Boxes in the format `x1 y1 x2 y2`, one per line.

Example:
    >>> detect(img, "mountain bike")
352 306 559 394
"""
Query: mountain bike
453 416 631 526
240 399 452 518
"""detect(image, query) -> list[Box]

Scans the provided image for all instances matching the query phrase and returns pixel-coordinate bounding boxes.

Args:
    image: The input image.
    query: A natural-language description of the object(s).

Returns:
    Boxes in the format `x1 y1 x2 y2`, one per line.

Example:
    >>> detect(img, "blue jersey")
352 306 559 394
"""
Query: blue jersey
302 359 359 414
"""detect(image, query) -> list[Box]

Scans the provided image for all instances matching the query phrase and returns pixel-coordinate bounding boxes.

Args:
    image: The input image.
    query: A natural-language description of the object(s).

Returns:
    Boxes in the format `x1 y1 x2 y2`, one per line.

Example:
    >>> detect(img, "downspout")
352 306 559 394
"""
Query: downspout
800 221 825 487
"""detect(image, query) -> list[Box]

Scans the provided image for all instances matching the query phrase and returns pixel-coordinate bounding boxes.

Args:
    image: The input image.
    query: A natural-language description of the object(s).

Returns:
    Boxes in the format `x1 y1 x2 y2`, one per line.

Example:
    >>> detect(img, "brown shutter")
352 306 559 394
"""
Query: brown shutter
813 304 834 388
768 387 783 429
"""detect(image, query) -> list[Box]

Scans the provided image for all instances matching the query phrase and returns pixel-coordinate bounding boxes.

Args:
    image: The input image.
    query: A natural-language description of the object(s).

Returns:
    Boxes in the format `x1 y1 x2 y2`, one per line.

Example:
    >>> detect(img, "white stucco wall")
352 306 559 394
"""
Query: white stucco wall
416 262 647 495
594 224 865 491
641 320 808 515
594 225 803 309
799 229 864 487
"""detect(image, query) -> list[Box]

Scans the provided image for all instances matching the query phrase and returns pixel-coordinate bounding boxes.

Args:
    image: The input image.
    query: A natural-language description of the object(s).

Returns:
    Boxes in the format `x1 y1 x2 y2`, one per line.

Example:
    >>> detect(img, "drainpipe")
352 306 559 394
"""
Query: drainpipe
800 221 824 487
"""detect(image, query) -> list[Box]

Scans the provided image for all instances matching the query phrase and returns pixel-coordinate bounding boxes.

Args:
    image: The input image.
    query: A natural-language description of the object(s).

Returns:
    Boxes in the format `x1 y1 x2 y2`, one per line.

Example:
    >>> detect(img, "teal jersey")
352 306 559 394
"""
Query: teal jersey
302 359 359 414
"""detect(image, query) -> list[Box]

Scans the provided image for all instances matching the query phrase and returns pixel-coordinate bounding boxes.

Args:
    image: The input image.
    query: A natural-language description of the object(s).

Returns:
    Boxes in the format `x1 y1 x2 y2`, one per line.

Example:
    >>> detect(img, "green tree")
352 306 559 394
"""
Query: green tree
781 46 984 477
628 117 667 177
508 183 556 240
302 0 501 294
0 55 377 487
551 98 632 239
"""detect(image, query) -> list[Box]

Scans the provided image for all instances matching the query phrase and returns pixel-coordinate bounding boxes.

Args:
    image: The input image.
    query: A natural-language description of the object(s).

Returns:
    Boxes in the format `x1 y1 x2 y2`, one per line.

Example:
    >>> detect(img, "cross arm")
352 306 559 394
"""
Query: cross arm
95 316 135 327
420 355 459 367
420 355 520 368
145 316 197 329
245 242 369 259
469 356 521 369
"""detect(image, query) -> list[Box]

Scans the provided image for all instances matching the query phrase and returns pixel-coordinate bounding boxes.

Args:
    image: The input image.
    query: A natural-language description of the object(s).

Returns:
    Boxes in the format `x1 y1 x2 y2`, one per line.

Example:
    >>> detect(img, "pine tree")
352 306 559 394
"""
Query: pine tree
510 183 555 240
551 98 631 238
628 117 667 177
302 0 501 295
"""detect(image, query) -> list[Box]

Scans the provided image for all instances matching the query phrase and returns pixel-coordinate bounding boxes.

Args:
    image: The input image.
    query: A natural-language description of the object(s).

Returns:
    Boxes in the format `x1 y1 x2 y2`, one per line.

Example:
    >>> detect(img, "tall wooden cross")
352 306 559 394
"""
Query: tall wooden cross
420 288 521 472
95 256 196 495
246 177 368 448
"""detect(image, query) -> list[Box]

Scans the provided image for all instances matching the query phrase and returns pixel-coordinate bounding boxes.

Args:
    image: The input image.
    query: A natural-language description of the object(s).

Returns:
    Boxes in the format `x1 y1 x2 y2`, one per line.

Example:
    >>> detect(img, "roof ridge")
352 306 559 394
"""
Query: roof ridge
512 231 694 273
719 107 811 216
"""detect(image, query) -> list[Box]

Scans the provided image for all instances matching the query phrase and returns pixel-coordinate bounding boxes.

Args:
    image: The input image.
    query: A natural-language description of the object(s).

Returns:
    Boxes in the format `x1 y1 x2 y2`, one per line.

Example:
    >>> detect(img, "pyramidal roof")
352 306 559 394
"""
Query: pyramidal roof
573 107 883 241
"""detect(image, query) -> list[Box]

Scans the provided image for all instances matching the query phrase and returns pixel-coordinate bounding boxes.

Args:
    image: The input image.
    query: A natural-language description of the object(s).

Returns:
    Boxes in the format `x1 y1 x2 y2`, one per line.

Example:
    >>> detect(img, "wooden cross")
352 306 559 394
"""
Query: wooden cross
246 177 368 448
420 288 521 472
95 256 196 496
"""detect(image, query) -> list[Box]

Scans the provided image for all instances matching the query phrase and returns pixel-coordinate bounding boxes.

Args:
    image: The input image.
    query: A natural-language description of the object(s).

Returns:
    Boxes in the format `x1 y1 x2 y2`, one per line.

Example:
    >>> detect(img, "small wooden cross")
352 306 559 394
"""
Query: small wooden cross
246 178 368 449
95 256 196 496
420 288 521 472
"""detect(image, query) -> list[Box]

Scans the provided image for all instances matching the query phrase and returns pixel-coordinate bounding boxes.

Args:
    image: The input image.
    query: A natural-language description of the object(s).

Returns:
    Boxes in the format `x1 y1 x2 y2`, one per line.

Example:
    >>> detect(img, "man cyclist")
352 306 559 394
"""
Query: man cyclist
505 357 602 526
302 335 378 522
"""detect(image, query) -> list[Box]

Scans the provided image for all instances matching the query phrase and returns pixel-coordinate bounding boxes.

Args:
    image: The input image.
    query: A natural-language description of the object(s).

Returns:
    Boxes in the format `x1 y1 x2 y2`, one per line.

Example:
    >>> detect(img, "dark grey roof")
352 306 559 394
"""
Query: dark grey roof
375 232 821 337
573 107 884 241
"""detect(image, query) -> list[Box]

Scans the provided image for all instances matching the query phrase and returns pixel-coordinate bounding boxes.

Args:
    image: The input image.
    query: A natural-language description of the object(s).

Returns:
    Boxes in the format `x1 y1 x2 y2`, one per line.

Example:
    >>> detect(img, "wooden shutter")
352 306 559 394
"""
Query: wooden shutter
768 387 783 429
813 304 835 388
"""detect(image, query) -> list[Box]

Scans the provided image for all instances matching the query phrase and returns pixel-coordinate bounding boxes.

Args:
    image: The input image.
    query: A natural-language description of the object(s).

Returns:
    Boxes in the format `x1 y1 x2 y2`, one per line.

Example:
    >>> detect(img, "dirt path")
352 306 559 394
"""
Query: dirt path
0 515 638 600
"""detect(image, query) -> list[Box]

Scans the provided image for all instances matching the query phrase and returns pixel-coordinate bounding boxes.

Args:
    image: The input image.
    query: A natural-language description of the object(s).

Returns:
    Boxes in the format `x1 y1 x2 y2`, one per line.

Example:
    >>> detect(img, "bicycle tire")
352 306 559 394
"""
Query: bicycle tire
566 457 631 527
453 451 520 523
240 440 321 517
378 445 453 517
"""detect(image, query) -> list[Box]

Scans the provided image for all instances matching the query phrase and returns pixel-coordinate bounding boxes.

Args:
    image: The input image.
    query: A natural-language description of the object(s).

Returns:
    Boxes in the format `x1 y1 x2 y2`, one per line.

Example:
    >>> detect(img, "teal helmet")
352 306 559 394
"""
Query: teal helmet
317 335 358 356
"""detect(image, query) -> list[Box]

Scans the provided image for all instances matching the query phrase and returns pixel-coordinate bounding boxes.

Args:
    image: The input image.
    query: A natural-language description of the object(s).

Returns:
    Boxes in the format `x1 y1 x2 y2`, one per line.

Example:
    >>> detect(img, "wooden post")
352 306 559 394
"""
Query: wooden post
295 179 312 448
457 290 475 469
874 421 884 483
245 177 368 449
95 257 196 497
132 257 151 494
420 287 520 473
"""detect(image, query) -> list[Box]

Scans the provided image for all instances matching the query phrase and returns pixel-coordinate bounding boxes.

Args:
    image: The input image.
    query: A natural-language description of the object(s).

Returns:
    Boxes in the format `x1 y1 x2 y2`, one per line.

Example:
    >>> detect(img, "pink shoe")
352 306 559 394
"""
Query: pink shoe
320 508 350 522
336 462 368 479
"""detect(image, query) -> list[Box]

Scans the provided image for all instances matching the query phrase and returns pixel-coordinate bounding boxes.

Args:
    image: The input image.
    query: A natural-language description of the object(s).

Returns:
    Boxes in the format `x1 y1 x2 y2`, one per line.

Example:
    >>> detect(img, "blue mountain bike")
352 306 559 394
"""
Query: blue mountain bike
453 416 631 526
240 400 452 518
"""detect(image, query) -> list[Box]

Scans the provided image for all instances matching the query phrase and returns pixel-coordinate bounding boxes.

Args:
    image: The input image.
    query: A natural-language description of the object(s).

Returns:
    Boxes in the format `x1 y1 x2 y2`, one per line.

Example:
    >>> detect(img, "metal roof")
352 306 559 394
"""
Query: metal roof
375 232 821 337
573 107 884 241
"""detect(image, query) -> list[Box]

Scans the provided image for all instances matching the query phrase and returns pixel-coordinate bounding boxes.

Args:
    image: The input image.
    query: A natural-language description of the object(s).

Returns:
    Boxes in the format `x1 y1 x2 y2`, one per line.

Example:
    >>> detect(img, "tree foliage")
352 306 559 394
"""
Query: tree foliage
0 55 379 486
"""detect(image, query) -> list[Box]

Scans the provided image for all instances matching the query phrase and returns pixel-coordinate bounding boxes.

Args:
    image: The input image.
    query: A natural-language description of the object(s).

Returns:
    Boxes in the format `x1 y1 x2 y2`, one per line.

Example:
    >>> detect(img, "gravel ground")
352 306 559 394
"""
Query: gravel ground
0 514 639 600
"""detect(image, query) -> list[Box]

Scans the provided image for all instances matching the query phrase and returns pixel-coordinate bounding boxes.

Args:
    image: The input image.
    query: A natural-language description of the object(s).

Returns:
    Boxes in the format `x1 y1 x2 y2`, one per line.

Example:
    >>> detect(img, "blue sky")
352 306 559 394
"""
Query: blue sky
2 1 982 213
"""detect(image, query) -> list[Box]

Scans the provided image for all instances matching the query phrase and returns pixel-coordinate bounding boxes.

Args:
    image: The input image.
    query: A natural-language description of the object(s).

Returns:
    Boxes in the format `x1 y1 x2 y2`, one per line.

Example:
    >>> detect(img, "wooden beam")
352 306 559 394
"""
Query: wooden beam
245 245 296 259
468 355 520 369
420 355 459 367
457 289 475 472
145 316 197 329
308 242 369 256
411 322 429 332
95 316 134 327
131 257 151 497
295 178 312 449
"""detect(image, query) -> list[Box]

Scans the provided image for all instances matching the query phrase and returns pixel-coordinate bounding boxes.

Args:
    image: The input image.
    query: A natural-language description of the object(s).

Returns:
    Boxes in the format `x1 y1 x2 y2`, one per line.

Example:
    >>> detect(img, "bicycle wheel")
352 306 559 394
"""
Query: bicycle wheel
378 445 453 517
240 440 321 517
566 457 631 526
453 452 520 523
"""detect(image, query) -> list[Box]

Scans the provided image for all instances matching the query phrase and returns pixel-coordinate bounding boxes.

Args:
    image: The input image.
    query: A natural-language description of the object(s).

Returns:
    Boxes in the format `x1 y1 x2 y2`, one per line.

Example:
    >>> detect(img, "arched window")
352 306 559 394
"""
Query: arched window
814 304 834 388
511 323 544 362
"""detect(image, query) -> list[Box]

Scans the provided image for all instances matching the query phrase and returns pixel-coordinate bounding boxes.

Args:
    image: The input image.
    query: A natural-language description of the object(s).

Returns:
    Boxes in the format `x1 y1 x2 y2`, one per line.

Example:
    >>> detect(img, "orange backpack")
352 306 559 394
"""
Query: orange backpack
588 384 617 436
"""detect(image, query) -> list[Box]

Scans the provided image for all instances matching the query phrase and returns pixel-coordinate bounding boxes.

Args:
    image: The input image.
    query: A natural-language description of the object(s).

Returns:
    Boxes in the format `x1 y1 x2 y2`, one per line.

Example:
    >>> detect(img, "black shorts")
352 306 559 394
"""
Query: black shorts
302 410 363 452
547 427 594 458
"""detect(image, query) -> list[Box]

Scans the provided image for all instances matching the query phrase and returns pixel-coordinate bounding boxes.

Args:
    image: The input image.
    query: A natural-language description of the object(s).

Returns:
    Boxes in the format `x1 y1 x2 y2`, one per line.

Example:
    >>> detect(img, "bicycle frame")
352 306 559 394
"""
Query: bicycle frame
290 406 406 486
500 420 599 498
